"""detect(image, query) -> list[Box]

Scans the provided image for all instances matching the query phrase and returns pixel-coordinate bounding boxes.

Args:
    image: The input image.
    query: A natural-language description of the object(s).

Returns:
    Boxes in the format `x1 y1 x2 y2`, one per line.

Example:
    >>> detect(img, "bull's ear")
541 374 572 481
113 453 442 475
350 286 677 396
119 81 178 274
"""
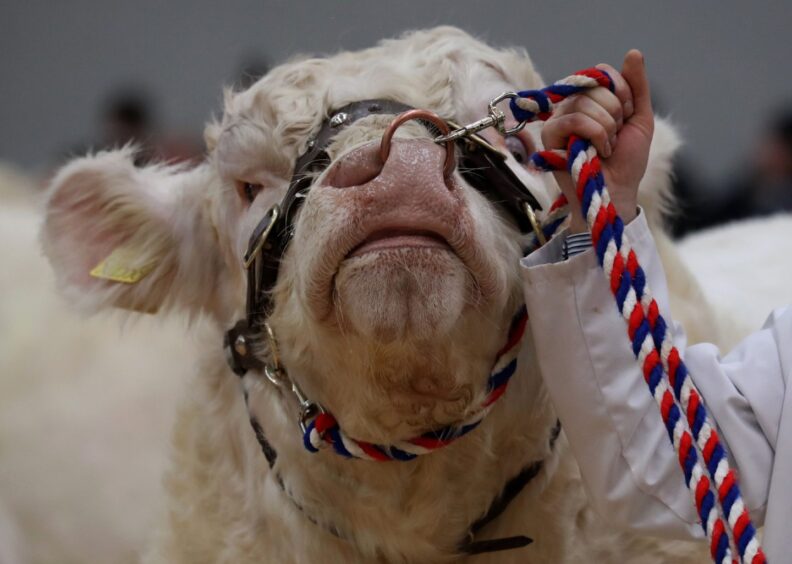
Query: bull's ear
42 148 222 315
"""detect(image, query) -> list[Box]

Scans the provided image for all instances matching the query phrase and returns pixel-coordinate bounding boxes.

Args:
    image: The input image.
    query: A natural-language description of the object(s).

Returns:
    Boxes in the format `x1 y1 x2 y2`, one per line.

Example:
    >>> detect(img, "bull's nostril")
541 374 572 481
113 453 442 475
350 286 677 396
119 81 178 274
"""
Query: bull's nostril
323 144 384 188
379 109 456 179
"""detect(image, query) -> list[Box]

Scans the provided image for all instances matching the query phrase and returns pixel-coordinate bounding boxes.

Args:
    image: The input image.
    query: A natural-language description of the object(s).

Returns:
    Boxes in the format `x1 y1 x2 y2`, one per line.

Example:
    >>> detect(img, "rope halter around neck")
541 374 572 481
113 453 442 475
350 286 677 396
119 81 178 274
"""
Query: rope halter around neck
443 67 763 564
301 307 528 461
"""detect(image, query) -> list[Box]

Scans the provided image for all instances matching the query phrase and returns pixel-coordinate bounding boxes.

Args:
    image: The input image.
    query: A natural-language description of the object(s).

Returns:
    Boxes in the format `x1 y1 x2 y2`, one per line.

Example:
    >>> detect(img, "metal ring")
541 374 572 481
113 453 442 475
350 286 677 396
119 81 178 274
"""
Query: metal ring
264 364 287 388
298 402 324 434
243 205 280 268
522 201 547 247
488 92 527 136
379 109 456 178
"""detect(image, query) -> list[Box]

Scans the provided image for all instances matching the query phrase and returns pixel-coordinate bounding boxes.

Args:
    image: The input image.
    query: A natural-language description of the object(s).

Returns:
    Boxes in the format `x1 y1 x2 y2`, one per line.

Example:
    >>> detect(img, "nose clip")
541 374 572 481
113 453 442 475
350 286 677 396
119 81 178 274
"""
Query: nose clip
379 109 456 179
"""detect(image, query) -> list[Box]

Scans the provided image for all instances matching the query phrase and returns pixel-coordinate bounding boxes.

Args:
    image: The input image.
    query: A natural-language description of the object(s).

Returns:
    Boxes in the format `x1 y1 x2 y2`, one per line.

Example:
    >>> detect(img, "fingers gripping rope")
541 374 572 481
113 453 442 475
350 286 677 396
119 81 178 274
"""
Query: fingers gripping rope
519 68 765 564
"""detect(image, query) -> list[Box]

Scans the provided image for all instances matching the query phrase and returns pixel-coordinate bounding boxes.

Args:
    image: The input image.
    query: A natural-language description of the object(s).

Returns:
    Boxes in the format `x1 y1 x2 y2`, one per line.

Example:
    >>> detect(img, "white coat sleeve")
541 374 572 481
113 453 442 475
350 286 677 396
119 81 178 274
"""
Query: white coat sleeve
519 210 787 539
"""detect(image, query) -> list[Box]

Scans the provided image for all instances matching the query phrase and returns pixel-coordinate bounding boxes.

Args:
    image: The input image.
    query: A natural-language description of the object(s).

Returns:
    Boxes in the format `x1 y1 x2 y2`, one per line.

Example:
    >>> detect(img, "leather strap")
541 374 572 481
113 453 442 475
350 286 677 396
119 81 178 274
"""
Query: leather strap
459 420 561 555
284 100 420 221
456 135 540 233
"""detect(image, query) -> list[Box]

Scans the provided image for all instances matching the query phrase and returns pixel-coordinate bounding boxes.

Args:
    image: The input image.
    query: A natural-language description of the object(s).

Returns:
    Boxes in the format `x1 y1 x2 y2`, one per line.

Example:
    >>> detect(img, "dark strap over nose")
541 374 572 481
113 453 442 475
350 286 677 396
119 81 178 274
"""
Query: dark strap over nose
284 100 419 221
453 131 543 233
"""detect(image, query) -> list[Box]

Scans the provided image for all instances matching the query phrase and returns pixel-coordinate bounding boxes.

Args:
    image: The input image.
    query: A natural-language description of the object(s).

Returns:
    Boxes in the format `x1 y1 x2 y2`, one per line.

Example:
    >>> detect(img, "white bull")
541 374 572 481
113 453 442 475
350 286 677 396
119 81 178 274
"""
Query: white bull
0 164 192 564
36 27 761 563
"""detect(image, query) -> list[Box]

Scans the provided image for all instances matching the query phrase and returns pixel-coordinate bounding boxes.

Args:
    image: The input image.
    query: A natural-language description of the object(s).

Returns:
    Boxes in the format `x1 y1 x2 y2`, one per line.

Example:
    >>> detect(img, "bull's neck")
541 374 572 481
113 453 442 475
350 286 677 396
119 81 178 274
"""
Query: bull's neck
254 345 557 560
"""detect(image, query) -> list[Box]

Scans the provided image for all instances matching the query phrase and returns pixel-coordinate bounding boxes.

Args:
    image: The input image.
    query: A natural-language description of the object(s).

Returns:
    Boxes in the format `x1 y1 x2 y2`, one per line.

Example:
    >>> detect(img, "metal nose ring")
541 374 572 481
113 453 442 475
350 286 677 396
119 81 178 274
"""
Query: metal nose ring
379 109 456 179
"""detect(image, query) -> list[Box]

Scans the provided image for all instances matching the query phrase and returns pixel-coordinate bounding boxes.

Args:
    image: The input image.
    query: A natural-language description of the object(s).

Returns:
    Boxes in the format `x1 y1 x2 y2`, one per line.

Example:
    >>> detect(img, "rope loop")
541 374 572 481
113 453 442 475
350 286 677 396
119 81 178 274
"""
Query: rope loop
300 306 528 462
510 68 614 122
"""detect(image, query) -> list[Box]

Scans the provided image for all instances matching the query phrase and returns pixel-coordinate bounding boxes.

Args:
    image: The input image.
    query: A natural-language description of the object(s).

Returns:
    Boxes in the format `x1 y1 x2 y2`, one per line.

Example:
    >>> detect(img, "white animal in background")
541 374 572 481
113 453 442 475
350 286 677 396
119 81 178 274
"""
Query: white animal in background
0 164 192 564
41 27 722 563
677 213 792 349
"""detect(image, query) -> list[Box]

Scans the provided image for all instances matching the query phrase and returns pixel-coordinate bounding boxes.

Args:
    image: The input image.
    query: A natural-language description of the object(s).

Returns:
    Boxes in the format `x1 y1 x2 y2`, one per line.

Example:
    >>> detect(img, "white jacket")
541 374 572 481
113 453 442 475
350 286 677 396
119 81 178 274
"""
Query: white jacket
520 212 792 561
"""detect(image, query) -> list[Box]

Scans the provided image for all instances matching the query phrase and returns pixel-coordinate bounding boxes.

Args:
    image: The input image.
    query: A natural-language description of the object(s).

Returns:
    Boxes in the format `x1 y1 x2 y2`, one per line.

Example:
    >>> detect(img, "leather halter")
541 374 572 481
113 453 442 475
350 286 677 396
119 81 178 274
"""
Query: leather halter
225 98 545 376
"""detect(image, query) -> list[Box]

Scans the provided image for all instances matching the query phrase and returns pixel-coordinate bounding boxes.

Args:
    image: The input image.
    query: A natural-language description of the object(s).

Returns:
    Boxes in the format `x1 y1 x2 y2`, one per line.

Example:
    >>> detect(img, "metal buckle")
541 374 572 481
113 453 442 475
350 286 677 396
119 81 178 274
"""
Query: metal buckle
445 120 503 155
489 92 526 136
522 201 547 246
261 322 324 434
435 91 527 143
243 205 281 268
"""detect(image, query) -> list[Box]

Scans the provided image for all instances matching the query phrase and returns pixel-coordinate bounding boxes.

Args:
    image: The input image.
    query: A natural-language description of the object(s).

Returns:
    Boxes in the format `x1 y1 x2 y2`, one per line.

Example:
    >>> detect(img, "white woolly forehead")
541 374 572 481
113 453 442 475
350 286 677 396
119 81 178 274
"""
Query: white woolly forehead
211 27 544 180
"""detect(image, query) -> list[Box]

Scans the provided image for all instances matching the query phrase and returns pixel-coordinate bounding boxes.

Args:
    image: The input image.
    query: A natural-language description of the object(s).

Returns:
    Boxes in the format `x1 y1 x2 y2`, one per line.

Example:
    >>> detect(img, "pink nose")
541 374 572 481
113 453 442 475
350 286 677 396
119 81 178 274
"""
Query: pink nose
322 138 455 191
323 110 456 190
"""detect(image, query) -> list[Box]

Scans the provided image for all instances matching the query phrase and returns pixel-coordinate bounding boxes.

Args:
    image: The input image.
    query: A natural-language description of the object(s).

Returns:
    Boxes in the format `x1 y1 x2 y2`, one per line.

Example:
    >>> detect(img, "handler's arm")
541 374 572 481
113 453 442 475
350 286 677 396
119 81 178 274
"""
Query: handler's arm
520 211 786 538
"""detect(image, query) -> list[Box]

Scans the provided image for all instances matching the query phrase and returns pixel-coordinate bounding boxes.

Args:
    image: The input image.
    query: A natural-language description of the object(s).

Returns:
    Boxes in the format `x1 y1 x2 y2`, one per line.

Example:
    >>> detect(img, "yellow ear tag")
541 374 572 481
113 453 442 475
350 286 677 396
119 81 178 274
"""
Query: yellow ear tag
90 247 156 284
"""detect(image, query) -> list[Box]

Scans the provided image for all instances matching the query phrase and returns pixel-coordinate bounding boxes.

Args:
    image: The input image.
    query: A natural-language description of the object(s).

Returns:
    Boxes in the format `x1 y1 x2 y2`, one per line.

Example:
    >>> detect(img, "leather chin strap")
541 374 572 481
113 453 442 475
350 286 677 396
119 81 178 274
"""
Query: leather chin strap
225 98 545 376
254 416 561 557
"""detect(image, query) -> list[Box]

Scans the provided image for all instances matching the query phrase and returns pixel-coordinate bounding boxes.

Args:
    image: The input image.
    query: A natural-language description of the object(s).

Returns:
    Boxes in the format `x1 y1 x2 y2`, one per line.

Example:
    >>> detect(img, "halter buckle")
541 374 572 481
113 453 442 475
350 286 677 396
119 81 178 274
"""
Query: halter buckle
244 205 281 268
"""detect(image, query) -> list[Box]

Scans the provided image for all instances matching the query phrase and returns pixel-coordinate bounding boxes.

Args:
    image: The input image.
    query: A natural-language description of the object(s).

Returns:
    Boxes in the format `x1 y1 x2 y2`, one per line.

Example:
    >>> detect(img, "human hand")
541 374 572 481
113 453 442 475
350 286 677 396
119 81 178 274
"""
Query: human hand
541 50 654 232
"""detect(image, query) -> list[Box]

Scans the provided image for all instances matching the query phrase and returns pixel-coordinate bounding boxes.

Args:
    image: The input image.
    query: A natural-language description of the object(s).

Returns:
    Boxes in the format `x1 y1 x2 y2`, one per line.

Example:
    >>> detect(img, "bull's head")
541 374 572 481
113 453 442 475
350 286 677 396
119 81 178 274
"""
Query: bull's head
42 28 667 452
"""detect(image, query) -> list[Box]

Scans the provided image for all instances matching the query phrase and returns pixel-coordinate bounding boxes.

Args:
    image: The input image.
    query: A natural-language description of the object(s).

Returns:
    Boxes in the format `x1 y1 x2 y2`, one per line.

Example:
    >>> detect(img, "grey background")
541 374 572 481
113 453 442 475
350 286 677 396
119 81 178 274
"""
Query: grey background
2 0 791 185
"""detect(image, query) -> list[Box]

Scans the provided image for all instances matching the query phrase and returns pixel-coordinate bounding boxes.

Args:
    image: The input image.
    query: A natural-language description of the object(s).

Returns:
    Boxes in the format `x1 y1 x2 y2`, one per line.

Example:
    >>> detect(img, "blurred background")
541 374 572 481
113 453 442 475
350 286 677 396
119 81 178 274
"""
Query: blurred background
2 0 792 233
2 2 792 563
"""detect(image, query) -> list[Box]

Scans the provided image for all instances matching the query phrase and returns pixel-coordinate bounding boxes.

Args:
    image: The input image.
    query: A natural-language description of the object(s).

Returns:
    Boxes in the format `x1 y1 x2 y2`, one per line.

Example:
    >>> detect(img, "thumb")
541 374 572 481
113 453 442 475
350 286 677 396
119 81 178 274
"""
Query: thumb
621 50 653 121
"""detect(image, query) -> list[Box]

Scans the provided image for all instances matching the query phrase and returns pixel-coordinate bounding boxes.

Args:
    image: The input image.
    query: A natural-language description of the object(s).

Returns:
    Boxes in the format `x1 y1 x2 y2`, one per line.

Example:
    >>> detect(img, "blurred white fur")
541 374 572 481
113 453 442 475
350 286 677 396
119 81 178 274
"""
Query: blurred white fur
0 163 192 564
678 214 792 349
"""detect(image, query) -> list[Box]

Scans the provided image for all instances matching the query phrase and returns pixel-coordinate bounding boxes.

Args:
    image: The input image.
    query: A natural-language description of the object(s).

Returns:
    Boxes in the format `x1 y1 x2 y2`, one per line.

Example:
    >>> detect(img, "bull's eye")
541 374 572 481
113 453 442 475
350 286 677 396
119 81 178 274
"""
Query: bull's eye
504 135 531 164
239 181 263 204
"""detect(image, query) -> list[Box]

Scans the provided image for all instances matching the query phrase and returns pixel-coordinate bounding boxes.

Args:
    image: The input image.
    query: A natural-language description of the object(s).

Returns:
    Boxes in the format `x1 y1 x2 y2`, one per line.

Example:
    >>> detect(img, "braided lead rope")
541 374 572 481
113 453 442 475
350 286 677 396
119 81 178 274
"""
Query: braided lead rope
516 69 765 564
532 192 734 562
301 306 528 461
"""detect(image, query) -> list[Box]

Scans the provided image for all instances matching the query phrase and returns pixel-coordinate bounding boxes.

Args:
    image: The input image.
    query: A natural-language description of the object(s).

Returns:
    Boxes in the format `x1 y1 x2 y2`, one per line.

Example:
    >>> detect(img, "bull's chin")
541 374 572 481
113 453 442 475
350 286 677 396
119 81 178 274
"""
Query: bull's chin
333 247 469 343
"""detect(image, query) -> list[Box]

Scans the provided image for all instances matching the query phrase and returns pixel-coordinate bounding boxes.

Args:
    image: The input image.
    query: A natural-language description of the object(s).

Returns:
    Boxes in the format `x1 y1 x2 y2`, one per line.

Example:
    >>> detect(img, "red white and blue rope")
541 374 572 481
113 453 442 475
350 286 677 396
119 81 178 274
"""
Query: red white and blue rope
517 68 765 564
302 306 528 461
